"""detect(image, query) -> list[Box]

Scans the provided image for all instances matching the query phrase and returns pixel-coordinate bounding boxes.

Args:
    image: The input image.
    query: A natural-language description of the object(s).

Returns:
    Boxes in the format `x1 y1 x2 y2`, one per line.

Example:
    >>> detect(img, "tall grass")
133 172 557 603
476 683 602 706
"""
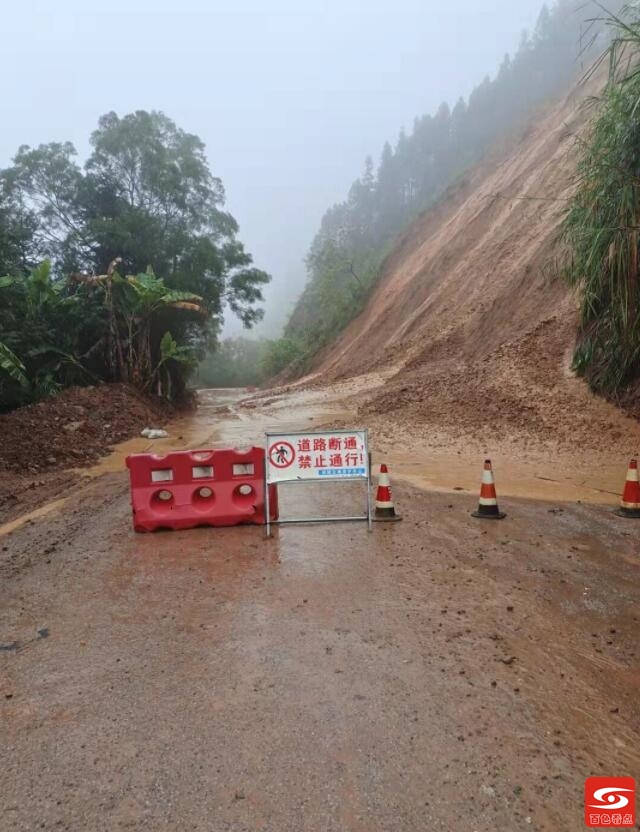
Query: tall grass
564 4 640 392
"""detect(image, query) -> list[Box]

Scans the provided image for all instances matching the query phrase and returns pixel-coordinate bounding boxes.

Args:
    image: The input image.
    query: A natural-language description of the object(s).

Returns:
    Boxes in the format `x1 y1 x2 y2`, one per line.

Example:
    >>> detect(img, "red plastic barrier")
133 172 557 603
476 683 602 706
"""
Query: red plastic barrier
125 447 278 533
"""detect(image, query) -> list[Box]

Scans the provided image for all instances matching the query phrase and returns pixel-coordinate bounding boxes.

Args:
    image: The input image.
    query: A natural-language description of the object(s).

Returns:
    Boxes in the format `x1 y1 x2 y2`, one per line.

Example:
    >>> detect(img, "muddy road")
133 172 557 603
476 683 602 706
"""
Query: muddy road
1 388 639 831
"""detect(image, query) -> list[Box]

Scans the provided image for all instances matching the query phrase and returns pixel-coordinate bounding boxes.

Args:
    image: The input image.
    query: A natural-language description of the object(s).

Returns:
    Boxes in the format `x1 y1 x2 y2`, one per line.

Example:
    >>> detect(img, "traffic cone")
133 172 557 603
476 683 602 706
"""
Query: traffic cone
614 459 640 518
374 464 402 522
471 459 506 520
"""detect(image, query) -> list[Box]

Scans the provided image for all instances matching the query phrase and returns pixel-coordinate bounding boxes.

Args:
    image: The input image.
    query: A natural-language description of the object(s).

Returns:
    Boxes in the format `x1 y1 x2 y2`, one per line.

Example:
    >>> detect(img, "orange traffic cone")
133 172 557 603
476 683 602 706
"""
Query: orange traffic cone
471 459 506 520
614 459 640 518
374 464 402 522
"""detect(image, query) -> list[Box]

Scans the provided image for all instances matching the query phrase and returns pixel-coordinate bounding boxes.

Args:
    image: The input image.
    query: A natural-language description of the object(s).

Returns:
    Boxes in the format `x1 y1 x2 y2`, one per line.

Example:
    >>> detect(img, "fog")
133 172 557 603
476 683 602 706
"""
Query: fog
2 0 548 335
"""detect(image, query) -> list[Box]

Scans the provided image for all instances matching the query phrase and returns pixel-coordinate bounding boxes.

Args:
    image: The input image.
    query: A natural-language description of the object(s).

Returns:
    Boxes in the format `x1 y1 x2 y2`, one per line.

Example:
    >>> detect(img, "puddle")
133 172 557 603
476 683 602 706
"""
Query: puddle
385 450 622 506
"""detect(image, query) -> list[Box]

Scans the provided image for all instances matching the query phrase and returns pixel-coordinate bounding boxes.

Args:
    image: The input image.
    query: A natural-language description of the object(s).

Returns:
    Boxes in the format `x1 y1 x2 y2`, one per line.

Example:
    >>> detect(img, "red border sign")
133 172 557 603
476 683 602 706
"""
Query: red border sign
268 441 296 469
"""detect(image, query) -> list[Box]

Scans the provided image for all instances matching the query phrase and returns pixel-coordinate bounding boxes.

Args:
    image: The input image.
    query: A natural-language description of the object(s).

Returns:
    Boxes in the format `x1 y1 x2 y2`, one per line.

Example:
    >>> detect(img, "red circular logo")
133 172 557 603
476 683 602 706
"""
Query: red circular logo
268 441 295 469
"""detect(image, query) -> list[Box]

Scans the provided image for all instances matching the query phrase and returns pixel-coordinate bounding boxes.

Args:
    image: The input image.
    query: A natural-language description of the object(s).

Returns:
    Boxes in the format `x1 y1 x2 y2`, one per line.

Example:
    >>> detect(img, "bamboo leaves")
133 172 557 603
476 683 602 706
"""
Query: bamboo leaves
564 9 640 391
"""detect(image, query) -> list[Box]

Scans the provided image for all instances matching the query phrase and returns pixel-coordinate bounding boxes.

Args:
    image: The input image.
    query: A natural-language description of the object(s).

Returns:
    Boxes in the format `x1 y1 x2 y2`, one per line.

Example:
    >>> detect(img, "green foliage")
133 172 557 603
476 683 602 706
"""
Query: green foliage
0 261 90 408
285 1 622 375
0 109 270 410
0 261 203 411
563 5 640 393
152 331 196 399
1 110 270 344
196 337 270 388
196 335 314 389
260 337 308 380
0 341 28 389
286 245 386 357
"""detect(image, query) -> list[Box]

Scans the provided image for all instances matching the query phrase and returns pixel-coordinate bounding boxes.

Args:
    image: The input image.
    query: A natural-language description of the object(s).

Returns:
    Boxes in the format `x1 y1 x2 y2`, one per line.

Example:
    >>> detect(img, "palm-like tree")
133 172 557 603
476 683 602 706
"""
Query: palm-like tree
0 258 207 408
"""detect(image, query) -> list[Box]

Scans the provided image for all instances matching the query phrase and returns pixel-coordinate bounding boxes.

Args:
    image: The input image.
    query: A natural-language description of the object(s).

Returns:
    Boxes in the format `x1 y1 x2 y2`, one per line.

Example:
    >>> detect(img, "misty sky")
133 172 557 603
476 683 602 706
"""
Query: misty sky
2 0 554 335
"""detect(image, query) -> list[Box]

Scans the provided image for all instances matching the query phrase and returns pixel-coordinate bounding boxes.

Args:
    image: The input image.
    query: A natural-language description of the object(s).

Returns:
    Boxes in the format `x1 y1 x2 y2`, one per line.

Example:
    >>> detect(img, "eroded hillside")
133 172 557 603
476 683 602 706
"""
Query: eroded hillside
318 88 581 381
309 77 640 457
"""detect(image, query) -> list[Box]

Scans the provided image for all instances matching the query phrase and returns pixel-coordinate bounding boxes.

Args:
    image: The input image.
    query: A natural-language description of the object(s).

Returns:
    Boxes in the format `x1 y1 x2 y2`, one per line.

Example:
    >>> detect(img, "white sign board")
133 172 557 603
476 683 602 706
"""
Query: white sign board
264 429 372 534
265 430 369 484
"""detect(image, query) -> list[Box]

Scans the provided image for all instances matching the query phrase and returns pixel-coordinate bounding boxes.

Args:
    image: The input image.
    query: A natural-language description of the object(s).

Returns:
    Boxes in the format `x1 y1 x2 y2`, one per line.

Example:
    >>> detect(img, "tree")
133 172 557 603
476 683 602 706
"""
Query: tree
0 262 97 408
4 142 86 264
2 110 270 339
534 4 552 44
196 337 268 387
375 141 403 232
0 179 38 276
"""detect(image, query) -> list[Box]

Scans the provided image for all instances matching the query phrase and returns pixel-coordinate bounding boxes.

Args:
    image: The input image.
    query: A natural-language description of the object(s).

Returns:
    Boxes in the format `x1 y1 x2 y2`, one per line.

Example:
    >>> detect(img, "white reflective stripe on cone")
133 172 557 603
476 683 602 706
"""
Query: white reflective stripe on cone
621 500 640 508
375 500 395 508
479 497 498 506
378 474 391 487
627 470 640 481
482 470 494 484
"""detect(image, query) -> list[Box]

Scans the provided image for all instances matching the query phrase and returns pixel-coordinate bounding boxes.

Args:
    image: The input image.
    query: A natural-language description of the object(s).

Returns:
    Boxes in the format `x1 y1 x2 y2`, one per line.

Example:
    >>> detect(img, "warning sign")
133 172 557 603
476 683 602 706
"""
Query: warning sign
264 429 372 534
265 430 369 484
268 441 295 469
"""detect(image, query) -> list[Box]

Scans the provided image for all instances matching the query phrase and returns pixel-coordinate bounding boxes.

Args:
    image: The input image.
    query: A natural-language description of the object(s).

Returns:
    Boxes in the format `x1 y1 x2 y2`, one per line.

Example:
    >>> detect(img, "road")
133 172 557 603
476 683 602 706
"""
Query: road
1 388 639 831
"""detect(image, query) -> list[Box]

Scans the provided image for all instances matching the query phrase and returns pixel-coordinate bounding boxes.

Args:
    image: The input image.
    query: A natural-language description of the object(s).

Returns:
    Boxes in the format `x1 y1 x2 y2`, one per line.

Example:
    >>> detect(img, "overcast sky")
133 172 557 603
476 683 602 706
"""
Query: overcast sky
2 0 552 334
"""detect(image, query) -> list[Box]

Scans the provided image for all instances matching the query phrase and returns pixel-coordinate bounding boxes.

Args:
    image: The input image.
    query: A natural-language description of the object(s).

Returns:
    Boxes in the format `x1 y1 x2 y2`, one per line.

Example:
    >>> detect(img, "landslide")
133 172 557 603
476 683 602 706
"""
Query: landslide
312 79 640 453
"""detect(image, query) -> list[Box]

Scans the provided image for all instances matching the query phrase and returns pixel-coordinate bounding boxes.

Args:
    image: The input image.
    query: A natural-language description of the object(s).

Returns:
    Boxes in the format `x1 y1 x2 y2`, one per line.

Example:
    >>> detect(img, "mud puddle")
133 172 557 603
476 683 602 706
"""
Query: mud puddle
384 448 623 507
82 386 356 477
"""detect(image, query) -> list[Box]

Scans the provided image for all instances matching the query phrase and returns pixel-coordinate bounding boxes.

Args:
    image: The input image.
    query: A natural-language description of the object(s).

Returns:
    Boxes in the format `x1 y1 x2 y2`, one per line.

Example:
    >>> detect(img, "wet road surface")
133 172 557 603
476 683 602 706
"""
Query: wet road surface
1 389 639 831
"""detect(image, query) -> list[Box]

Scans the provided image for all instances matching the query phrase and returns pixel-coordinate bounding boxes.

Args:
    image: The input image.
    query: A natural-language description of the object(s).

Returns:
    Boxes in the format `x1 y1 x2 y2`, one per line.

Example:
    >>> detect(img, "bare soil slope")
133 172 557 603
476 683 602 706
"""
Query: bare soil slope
313 82 640 454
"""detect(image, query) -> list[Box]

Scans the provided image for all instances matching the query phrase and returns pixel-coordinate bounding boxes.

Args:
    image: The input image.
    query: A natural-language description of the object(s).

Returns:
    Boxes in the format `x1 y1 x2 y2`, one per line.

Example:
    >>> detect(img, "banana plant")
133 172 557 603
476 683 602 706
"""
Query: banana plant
147 331 197 397
66 263 205 394
0 258 207 409
0 341 29 388
118 270 204 392
0 275 29 391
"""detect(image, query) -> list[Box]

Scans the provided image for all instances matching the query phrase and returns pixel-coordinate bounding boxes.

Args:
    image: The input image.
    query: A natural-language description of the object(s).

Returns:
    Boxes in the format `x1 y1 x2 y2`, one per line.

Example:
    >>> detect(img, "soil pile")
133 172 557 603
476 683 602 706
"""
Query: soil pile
0 384 176 473
364 316 639 453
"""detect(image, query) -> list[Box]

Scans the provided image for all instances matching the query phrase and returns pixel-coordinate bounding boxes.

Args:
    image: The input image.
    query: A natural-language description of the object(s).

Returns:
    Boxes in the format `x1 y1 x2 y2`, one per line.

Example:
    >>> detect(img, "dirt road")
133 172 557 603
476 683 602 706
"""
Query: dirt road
1 388 639 832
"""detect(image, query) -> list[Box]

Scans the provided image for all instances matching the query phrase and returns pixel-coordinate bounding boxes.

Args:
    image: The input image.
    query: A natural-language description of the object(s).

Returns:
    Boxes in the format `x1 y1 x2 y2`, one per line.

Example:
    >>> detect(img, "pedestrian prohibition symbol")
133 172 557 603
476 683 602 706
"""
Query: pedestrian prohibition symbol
268 441 295 469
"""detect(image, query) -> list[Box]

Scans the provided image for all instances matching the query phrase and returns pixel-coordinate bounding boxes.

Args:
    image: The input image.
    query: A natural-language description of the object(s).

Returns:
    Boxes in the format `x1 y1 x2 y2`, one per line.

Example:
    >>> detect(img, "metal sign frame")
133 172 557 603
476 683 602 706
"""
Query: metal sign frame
264 429 373 536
